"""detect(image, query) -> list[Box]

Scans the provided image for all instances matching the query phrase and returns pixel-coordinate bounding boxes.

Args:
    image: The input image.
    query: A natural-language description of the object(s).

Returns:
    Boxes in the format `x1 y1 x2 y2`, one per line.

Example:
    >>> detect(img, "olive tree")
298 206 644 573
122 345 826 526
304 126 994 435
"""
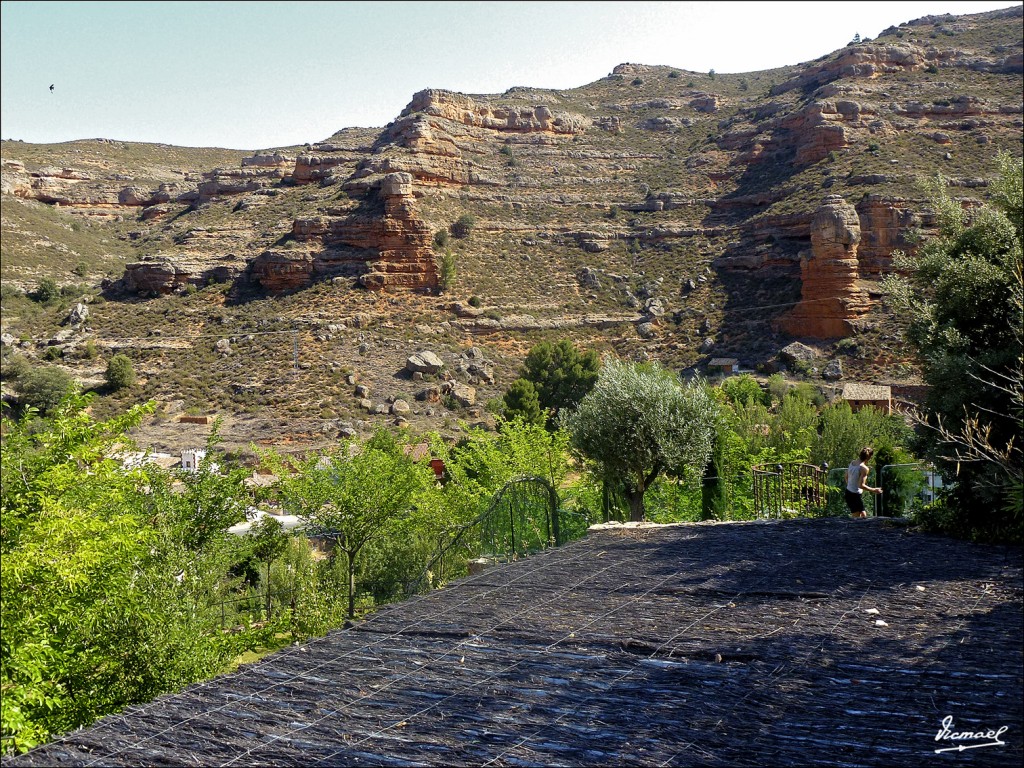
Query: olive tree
563 358 717 522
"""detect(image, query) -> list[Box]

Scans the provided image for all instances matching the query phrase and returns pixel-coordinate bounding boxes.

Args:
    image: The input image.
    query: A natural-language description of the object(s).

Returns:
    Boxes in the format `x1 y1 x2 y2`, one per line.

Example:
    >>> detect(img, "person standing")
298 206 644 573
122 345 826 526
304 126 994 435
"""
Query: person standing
846 447 882 518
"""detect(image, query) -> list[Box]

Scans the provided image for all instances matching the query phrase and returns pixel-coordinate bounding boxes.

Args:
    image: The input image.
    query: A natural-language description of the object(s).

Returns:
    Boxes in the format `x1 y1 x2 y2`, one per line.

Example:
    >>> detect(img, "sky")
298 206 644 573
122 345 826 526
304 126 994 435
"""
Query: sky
1 1 1020 150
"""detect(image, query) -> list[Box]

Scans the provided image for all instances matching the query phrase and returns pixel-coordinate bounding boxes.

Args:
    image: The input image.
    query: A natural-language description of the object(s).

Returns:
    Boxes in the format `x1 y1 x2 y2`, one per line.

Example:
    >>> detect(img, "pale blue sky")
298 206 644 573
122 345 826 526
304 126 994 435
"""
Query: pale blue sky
1 1 1019 149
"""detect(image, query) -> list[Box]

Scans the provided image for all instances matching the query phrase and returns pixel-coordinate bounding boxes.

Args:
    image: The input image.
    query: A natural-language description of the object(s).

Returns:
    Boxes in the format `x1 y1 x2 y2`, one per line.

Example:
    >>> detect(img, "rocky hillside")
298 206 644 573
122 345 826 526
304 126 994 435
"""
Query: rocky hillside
1 5 1021 456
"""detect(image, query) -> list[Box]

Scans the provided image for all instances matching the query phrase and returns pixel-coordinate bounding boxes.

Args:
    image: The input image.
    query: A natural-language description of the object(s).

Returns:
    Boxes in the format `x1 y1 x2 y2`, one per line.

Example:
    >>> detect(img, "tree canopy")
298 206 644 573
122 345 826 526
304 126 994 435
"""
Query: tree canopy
517 339 600 428
563 359 717 521
883 151 1023 540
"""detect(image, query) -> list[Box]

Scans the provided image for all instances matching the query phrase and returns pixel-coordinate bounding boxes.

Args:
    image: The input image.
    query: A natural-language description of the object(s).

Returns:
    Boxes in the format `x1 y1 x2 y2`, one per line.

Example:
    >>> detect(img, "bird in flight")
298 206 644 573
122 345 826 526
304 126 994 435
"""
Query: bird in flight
49 84 54 92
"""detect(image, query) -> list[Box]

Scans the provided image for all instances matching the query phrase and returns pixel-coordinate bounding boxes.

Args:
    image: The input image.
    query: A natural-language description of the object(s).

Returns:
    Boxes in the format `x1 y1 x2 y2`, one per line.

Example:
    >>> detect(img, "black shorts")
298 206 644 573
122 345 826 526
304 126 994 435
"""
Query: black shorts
845 489 865 514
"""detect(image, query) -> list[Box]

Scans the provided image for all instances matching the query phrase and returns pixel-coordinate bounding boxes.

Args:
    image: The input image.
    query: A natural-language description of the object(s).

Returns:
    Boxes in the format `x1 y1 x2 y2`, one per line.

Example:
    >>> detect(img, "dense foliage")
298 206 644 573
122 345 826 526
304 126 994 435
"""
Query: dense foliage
104 353 135 391
508 340 601 429
563 359 717 521
883 151 1023 542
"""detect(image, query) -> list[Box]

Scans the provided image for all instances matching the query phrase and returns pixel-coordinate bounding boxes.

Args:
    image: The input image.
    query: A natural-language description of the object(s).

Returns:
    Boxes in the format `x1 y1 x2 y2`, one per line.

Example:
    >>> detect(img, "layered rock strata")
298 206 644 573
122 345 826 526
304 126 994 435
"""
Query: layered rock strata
251 172 436 293
777 195 872 338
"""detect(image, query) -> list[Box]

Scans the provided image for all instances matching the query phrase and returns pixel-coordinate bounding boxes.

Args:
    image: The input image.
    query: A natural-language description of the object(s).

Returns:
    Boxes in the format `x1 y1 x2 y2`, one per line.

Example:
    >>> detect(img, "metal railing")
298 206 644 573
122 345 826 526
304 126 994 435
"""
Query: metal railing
752 463 833 518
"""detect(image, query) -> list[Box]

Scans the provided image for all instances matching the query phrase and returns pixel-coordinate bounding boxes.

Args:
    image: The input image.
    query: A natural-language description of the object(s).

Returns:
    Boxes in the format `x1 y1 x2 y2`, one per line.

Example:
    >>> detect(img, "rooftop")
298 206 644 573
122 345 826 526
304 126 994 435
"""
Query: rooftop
11 518 1023 767
841 383 893 401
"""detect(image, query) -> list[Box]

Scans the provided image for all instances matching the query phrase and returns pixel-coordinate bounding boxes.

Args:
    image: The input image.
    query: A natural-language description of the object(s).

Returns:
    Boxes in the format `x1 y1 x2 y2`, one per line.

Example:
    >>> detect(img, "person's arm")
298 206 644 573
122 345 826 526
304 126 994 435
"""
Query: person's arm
858 465 881 494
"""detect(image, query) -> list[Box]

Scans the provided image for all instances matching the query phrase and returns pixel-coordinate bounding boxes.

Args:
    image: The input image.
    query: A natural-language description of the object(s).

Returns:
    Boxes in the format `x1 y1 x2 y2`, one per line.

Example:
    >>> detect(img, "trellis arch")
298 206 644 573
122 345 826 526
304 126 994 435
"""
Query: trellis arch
409 475 562 594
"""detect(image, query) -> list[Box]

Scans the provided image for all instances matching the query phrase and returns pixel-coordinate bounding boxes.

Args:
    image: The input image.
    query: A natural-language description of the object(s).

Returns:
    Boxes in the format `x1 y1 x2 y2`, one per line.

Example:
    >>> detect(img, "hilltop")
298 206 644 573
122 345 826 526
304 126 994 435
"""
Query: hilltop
1 4 1022 455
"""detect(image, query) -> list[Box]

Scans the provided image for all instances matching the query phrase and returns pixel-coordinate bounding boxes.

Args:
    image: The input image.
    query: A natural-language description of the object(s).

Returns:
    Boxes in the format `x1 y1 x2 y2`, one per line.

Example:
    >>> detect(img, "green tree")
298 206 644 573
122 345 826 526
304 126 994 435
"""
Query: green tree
31 278 60 304
563 359 717 521
701 424 729 521
883 152 1023 540
268 430 433 618
502 378 544 425
0 398 228 752
450 214 476 239
718 373 766 407
151 424 251 550
811 400 898 472
17 365 76 416
768 388 819 457
437 248 456 293
104 353 135 391
518 339 600 428
248 515 291 617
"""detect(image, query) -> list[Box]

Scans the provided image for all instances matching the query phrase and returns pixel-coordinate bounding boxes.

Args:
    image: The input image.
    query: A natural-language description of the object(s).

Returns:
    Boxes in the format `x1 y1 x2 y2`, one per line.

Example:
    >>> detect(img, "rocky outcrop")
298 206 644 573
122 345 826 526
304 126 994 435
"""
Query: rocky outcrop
854 195 925 274
251 172 437 293
121 253 247 295
241 152 294 169
397 90 590 136
777 195 872 339
338 89 589 191
360 172 436 290
1 159 199 218
772 43 929 97
196 166 285 203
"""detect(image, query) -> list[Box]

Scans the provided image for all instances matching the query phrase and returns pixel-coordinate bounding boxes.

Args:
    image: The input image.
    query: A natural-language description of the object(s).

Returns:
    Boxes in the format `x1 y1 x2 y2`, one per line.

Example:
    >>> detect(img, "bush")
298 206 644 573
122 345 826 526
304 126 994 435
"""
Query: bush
438 250 456 293
18 366 76 415
468 295 482 308
105 354 136 391
1 351 30 383
31 278 60 304
450 214 476 239
433 229 450 249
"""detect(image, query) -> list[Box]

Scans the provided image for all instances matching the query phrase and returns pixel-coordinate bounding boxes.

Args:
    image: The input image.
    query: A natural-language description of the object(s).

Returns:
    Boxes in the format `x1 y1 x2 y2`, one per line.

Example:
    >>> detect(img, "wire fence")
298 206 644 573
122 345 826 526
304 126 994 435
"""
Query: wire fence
599 463 945 524
209 585 297 629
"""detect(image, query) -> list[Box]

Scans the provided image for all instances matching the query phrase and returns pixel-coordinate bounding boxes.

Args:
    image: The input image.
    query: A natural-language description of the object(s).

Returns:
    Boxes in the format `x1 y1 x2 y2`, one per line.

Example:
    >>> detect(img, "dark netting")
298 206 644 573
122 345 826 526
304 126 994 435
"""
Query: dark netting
8 517 1022 767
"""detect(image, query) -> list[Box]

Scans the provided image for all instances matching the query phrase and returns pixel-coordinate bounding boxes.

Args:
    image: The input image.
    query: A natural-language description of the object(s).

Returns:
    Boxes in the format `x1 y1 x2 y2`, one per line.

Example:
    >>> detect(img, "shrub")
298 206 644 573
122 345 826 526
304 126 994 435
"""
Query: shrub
438 250 456 293
18 365 77 415
433 229 450 249
450 214 476 239
105 354 136 391
31 278 60 304
468 295 482 308
1 351 30 383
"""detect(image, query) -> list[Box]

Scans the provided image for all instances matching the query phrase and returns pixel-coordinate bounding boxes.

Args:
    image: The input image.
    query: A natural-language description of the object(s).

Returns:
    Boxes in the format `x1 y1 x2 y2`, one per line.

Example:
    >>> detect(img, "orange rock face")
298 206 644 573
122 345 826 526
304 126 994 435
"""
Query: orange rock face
252 172 437 293
777 195 872 339
855 195 923 275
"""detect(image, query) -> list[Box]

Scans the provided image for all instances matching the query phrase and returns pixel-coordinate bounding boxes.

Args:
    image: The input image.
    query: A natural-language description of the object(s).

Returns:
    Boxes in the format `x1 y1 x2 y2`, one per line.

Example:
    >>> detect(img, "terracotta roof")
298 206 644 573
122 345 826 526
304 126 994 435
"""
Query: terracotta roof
841 383 892 401
403 442 431 461
11 517 1022 767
